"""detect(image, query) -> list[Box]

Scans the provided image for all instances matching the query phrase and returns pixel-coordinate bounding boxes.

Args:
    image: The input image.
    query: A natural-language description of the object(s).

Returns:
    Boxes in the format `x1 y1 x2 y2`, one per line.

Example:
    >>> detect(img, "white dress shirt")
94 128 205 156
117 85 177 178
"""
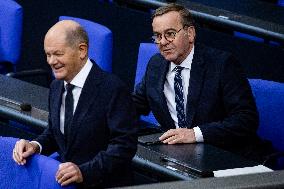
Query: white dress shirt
60 58 93 134
163 46 204 142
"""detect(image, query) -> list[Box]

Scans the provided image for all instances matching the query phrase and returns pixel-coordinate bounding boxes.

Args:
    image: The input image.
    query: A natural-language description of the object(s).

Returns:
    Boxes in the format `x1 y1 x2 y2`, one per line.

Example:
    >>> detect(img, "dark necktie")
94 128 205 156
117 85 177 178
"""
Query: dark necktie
174 66 186 128
64 83 75 138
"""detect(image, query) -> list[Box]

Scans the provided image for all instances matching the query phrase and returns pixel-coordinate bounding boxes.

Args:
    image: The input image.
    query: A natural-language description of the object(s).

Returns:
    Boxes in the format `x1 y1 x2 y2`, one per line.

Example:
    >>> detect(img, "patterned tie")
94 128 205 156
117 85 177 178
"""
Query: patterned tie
174 66 186 128
64 83 75 138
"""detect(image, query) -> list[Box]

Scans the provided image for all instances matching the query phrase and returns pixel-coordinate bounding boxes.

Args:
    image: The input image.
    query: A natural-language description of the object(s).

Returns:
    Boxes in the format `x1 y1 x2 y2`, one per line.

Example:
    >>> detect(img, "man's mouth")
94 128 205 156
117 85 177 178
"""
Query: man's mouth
52 64 64 72
162 48 172 53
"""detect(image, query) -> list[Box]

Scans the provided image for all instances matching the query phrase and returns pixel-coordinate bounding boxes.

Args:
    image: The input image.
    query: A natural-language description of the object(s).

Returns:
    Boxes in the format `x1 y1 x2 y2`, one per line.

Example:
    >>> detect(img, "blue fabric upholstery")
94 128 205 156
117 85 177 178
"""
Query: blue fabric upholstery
135 43 159 125
0 0 23 72
0 137 76 189
49 152 61 161
233 31 264 43
249 79 284 153
59 16 113 72
249 79 284 169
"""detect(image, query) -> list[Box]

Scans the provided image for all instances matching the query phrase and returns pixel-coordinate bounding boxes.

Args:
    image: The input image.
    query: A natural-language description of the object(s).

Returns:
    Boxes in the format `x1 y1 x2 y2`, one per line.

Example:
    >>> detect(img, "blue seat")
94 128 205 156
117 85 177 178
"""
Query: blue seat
249 79 284 169
0 0 48 85
233 32 264 43
0 137 76 189
59 16 113 72
0 0 23 73
134 43 159 125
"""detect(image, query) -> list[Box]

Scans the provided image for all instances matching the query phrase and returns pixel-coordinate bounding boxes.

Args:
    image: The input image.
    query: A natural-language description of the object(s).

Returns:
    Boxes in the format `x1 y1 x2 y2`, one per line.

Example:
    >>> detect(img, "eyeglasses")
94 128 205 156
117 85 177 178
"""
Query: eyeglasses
152 27 183 44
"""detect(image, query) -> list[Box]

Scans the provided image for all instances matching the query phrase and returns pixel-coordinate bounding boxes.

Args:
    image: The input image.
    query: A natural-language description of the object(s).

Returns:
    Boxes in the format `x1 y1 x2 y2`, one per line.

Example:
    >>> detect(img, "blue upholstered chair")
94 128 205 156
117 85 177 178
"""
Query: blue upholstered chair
59 16 113 72
0 0 49 85
0 0 23 73
0 137 76 189
134 43 159 125
249 79 284 169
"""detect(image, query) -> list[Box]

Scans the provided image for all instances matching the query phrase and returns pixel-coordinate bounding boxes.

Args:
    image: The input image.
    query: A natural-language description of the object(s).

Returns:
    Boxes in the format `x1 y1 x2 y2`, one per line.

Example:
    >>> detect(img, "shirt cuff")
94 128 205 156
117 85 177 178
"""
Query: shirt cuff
30 141 42 153
193 126 204 142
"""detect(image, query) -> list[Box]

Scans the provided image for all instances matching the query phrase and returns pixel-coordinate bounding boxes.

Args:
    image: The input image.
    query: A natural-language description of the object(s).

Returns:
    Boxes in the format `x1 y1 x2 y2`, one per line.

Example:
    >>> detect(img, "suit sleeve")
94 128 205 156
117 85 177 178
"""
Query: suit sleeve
34 88 58 155
132 62 151 117
199 55 259 148
79 84 138 187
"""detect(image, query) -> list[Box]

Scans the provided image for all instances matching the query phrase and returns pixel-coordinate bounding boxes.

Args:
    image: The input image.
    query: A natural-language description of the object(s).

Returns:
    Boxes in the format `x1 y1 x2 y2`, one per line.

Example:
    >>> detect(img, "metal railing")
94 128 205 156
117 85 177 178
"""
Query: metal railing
116 0 284 44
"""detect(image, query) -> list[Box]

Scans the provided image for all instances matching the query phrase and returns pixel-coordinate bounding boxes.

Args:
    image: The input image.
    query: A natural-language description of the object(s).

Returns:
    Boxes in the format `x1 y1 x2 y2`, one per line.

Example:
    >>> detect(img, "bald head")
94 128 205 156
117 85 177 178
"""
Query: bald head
44 20 89 82
45 20 89 49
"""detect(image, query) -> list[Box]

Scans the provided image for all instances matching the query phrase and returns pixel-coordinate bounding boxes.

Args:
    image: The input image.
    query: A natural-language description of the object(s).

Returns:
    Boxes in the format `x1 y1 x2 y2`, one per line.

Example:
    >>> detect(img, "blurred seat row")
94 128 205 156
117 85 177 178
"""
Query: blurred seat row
1 0 283 77
0 0 23 73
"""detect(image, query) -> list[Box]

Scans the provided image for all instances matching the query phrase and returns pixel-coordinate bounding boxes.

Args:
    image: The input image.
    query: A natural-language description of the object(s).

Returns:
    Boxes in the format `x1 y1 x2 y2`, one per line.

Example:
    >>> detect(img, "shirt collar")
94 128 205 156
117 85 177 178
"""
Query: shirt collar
64 58 93 88
170 45 195 72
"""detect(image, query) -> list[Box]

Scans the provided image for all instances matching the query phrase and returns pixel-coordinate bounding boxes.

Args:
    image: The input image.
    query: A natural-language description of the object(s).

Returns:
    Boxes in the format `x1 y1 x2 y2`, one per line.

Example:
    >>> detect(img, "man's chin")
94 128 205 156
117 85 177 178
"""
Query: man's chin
163 55 176 63
160 51 172 58
53 72 65 80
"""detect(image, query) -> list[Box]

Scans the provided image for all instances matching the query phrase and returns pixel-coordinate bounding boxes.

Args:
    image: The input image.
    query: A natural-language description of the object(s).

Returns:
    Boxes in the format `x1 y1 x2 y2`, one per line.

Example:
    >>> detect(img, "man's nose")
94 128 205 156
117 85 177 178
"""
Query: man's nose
47 56 56 65
159 35 169 46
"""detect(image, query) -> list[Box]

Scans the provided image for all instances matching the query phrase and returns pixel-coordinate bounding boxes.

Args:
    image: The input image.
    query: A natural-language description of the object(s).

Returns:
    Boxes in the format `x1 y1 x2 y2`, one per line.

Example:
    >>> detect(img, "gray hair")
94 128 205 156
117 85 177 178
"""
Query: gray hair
65 24 89 48
152 3 195 27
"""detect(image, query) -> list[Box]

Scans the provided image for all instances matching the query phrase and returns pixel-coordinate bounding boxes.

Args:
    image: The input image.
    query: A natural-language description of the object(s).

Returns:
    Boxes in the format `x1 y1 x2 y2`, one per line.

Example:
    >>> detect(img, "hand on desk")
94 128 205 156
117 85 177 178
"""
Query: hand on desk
56 162 83 186
12 139 38 165
159 128 196 144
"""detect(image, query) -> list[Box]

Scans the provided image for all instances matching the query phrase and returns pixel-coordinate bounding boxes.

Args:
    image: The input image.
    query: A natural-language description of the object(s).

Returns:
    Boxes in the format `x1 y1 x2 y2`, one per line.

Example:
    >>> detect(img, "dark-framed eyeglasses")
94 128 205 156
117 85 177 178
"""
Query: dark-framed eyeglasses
152 27 184 44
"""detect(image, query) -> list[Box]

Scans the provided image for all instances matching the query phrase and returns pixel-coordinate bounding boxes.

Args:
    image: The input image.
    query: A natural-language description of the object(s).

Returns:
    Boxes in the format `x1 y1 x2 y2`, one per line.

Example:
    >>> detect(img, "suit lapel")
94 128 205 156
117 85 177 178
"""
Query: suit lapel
186 45 206 128
52 81 66 148
154 57 176 130
66 65 103 151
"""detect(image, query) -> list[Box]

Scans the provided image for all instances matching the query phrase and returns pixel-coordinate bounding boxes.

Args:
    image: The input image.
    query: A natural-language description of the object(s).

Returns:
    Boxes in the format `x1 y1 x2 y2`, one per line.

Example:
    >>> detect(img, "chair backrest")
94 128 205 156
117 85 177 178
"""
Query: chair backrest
249 79 284 152
0 0 23 71
0 137 76 189
135 43 159 125
59 16 113 72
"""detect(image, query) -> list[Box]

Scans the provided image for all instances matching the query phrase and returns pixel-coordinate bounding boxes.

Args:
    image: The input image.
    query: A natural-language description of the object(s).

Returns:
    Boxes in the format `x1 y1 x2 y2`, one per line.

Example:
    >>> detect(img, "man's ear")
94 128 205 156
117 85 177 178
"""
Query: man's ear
185 26 196 43
78 43 88 60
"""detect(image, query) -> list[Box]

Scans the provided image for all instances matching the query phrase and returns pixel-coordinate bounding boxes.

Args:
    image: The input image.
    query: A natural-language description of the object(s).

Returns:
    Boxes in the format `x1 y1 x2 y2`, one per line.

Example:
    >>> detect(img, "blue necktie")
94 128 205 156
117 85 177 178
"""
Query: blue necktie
64 83 75 138
174 66 186 128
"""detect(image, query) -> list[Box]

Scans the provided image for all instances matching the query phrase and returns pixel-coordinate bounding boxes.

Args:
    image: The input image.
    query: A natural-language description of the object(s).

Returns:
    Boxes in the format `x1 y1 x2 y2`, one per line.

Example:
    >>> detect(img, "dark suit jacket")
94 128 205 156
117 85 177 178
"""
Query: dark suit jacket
36 62 137 188
133 44 271 161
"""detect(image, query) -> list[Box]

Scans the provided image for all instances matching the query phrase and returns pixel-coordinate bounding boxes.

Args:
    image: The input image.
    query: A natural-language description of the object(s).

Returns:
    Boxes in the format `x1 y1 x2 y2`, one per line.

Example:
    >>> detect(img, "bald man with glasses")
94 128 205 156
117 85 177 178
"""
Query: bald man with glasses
133 3 273 163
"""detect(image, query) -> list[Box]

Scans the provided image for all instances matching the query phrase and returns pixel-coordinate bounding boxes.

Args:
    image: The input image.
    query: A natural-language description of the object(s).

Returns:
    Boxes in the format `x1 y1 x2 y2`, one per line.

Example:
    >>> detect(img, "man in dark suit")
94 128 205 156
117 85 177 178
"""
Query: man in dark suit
13 20 137 188
133 4 271 162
